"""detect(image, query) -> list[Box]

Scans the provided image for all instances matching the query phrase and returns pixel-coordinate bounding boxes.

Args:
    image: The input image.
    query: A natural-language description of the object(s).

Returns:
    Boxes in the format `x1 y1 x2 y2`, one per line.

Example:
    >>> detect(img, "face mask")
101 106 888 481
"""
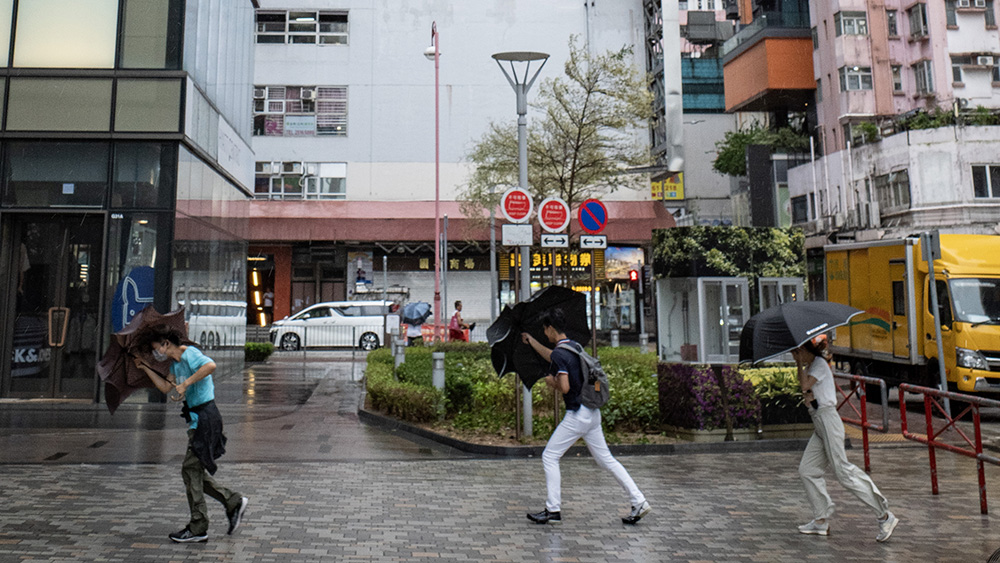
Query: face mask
152 349 168 362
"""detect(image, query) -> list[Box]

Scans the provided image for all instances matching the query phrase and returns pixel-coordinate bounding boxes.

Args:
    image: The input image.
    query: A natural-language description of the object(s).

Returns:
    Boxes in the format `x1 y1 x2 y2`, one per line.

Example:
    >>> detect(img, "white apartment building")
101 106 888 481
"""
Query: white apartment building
248 1 678 333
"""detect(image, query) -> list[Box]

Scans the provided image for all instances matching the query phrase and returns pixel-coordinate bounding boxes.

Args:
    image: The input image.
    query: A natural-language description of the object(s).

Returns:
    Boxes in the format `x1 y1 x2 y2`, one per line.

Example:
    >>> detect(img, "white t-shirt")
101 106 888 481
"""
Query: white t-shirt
808 356 837 408
406 324 422 338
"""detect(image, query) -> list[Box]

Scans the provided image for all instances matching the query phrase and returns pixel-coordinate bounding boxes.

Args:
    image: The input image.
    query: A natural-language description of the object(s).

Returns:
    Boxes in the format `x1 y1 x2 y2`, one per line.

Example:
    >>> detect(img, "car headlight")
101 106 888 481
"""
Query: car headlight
956 347 989 370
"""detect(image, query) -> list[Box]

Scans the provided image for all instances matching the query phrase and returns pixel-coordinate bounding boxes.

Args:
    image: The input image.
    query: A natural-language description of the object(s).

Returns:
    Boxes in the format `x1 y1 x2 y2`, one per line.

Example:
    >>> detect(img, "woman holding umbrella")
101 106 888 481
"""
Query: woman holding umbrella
793 334 898 542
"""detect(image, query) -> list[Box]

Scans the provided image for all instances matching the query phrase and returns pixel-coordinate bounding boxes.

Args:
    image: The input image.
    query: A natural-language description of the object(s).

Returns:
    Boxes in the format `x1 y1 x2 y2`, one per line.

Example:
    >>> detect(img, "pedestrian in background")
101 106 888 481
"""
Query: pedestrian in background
521 308 650 525
406 322 423 346
449 300 474 342
133 325 249 543
794 335 898 542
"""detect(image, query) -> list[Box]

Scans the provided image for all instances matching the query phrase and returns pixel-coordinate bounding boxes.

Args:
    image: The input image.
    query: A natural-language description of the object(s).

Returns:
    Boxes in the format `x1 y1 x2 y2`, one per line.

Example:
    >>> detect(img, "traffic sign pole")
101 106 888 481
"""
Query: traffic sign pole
590 252 597 356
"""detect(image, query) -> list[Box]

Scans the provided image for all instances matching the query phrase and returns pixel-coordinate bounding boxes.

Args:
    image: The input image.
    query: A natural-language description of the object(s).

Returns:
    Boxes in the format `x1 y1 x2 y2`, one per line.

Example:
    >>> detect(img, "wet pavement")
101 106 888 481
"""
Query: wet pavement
2 351 1000 562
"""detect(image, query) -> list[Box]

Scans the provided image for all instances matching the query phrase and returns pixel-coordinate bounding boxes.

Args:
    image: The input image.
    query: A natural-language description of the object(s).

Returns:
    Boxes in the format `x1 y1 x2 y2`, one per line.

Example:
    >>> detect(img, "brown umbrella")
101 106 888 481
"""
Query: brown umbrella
97 306 190 414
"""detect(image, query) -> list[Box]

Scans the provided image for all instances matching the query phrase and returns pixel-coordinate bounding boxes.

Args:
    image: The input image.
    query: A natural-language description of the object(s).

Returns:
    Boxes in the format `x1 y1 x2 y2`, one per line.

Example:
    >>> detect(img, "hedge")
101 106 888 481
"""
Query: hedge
364 343 661 438
245 342 274 363
658 363 761 431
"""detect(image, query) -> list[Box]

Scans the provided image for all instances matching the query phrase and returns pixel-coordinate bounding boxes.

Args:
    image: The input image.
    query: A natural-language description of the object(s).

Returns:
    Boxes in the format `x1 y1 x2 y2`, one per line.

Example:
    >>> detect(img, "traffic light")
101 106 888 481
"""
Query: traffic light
629 269 638 282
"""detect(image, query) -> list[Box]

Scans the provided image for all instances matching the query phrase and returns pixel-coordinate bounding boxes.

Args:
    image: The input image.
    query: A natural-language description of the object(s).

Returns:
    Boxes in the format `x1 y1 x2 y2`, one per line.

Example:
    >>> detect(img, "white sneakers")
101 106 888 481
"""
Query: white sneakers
797 519 829 536
798 512 899 542
876 511 899 543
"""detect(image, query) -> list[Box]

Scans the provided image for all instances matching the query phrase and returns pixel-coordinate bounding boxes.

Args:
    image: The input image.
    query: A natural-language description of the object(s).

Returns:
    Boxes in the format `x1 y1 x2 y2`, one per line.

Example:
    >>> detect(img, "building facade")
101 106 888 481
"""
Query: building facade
249 1 675 336
788 0 1000 297
0 0 255 399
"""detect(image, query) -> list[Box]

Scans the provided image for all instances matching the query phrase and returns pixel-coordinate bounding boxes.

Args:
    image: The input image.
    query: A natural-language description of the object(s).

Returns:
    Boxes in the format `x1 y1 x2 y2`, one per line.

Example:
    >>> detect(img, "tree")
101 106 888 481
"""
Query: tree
461 37 654 230
712 123 809 177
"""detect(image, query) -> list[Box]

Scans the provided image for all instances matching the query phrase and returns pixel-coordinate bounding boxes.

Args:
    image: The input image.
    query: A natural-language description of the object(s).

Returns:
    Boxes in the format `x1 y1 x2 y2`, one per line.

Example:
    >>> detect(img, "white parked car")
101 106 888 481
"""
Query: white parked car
269 300 396 351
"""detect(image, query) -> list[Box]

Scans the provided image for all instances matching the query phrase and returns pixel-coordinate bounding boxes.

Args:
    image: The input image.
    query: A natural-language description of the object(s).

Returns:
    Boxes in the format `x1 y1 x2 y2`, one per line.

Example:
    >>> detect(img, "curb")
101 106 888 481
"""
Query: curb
358 408 829 457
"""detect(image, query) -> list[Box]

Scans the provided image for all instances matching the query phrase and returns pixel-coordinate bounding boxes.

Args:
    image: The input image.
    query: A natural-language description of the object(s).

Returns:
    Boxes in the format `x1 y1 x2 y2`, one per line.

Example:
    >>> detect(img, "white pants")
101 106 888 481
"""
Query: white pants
799 405 889 520
542 405 645 512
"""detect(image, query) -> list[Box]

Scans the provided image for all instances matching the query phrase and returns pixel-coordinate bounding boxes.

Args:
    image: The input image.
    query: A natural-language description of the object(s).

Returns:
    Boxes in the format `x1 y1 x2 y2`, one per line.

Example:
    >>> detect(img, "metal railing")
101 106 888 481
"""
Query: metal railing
833 372 889 473
898 383 1000 514
720 11 811 57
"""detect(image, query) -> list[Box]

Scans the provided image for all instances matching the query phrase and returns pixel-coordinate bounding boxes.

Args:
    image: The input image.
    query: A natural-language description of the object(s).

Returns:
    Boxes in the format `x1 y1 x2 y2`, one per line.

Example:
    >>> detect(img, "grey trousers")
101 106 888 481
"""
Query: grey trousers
799 406 889 521
182 430 241 535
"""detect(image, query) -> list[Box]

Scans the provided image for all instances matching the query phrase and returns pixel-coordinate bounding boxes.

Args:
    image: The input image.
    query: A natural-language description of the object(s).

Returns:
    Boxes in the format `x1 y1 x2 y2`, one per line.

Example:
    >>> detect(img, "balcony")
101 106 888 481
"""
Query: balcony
720 11 811 60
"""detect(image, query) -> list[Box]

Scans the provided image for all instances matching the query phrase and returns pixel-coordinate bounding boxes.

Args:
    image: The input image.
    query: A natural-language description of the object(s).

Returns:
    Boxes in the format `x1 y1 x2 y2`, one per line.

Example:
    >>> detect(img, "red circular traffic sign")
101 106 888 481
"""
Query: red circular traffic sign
538 197 570 233
577 198 608 234
500 187 533 223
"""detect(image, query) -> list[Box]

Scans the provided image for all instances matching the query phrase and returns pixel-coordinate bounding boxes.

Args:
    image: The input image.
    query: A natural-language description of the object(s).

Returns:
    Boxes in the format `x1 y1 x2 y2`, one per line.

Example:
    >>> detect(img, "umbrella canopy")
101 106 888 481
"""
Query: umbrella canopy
739 300 862 365
401 301 432 326
97 306 190 414
487 286 590 389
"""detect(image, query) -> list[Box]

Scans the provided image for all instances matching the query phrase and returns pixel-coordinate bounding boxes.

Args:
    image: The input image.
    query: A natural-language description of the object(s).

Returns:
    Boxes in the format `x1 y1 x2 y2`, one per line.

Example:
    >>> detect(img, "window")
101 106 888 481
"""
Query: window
839 66 874 90
914 60 934 94
947 0 958 26
8 78 112 131
115 79 183 132
14 0 118 68
892 281 905 316
909 4 929 39
887 10 899 35
255 10 348 44
891 65 903 90
121 0 182 69
253 85 347 137
835 11 868 36
874 169 911 211
254 161 347 200
972 165 1000 197
993 63 1000 81
791 195 809 224
816 78 823 102
988 0 997 25
953 55 971 82
811 26 819 49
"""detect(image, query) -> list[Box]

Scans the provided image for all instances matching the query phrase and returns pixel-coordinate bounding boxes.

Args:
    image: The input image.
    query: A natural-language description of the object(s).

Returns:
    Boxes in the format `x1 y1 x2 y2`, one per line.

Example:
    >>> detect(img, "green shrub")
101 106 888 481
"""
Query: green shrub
740 365 810 425
366 362 443 422
244 342 274 363
658 362 761 430
367 347 394 366
597 347 659 432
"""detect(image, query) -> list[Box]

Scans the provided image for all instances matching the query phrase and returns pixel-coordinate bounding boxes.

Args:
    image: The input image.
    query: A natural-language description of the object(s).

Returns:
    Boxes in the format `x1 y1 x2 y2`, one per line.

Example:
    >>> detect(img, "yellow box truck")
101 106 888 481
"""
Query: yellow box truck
825 235 1000 393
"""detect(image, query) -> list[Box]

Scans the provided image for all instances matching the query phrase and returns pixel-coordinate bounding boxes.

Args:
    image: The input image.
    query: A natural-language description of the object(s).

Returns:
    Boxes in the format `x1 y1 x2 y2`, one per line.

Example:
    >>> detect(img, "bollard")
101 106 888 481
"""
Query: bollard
639 333 649 354
394 338 406 371
432 352 445 391
610 329 619 348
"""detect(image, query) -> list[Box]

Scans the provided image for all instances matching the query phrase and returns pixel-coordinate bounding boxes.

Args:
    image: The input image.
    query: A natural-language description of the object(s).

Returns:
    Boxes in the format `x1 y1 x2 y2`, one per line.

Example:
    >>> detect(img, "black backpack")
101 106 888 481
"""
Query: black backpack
556 343 610 409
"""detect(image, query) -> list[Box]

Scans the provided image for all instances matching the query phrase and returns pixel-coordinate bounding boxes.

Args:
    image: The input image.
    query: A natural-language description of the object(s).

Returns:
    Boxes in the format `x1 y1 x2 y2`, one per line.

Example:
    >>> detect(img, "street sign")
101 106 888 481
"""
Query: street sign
578 198 608 234
538 196 570 233
502 223 533 246
500 187 533 223
579 235 607 249
541 234 569 248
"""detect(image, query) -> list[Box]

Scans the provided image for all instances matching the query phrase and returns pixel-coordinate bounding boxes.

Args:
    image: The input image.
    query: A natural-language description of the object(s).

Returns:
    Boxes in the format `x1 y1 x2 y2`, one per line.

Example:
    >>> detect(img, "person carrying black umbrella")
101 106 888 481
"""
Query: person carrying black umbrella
520 308 650 525
133 325 249 543
793 335 898 542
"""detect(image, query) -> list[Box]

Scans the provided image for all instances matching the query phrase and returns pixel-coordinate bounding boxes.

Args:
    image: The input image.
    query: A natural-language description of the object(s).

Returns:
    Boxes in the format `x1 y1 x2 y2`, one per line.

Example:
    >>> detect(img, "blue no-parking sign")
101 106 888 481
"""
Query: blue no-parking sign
577 199 608 234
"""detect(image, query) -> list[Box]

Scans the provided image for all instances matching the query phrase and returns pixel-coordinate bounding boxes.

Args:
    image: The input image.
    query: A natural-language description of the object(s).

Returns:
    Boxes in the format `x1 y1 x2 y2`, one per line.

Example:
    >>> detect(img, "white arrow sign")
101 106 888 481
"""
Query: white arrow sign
541 234 569 248
579 235 607 249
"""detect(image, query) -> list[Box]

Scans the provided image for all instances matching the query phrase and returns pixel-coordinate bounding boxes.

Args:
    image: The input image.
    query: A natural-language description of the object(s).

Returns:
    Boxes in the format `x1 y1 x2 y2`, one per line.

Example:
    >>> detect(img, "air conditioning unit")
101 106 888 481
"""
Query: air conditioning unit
269 162 281 174
976 0 987 7
301 88 317 101
253 87 266 100
958 0 971 6
978 55 995 66
283 162 304 175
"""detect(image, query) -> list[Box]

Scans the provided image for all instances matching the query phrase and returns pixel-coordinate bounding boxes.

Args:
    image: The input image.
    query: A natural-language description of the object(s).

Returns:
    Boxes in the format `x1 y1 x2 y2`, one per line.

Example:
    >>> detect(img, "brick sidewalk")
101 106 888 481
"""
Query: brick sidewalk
2 446 999 562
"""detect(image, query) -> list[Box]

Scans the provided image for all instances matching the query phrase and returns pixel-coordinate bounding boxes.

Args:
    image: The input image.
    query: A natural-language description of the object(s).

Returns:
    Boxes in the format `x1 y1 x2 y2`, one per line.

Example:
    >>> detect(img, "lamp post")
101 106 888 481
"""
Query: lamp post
492 50 548 438
425 23 442 341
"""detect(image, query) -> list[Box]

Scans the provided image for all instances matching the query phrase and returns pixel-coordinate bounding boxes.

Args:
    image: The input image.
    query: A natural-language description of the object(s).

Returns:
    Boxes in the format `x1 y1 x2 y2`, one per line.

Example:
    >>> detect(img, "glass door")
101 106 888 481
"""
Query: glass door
5 213 104 398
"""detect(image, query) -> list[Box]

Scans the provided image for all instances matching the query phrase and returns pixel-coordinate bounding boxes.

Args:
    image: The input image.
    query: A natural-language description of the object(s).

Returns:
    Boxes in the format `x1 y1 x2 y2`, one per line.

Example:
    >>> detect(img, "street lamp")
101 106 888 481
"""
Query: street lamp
492 50 548 438
425 23 442 341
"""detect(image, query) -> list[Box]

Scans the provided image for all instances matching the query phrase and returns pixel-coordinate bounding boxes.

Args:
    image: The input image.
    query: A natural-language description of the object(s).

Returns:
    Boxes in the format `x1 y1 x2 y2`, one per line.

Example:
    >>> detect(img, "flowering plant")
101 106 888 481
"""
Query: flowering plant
658 363 761 430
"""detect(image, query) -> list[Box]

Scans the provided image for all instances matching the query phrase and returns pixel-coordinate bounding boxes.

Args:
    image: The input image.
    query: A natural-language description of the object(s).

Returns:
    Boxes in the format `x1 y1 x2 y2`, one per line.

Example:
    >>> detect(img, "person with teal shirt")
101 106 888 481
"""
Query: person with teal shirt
134 325 248 544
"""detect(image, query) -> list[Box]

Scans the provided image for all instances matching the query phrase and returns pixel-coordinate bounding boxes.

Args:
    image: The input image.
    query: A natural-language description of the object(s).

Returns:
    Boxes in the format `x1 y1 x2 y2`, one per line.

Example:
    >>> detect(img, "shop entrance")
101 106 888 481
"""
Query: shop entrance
2 213 104 398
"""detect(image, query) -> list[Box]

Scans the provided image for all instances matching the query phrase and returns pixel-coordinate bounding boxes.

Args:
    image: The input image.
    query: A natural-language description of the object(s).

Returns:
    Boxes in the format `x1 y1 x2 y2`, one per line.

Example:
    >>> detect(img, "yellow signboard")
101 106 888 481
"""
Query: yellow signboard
650 180 663 200
662 173 684 200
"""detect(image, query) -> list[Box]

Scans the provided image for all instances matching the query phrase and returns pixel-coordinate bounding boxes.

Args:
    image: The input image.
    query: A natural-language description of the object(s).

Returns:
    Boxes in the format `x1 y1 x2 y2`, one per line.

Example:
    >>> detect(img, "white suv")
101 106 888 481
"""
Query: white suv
269 300 396 351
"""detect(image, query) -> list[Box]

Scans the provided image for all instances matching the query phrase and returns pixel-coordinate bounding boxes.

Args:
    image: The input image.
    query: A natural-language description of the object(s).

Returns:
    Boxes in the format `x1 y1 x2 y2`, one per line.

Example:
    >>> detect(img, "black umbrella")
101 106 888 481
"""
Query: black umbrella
487 286 590 389
739 300 862 364
401 302 432 326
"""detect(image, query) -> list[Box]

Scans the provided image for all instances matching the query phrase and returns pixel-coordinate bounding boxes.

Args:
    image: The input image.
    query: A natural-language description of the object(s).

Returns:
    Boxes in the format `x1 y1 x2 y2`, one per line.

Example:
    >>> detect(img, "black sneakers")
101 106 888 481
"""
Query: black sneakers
169 527 208 543
227 497 249 535
527 509 562 524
